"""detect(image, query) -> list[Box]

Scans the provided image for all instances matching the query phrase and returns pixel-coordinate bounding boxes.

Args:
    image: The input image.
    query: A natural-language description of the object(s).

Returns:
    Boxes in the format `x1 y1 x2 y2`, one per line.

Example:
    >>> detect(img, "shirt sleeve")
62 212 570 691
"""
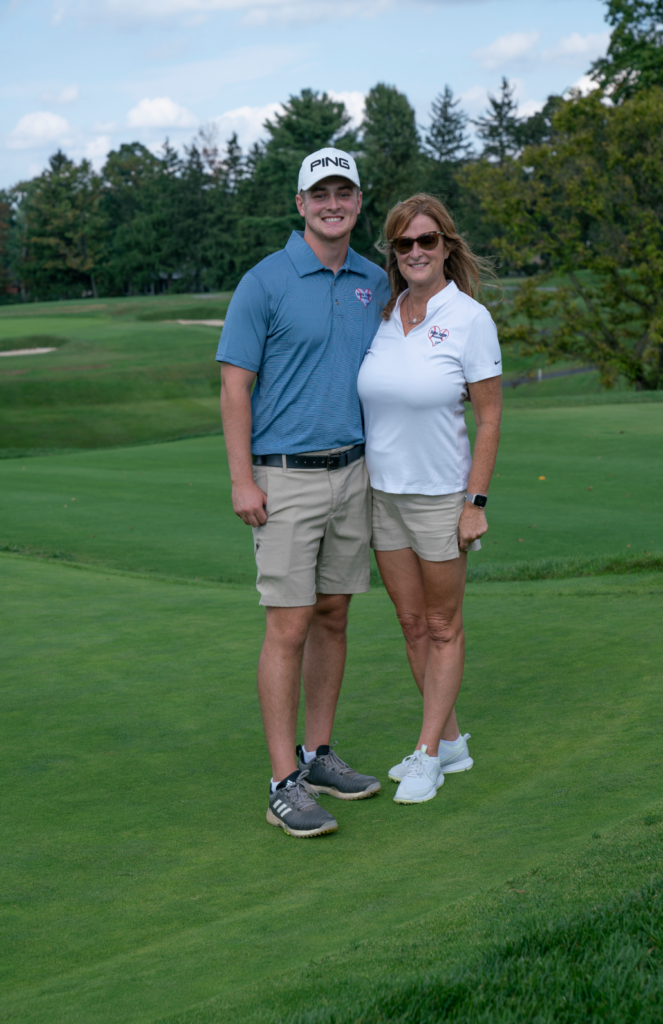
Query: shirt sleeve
462 306 502 383
215 271 270 371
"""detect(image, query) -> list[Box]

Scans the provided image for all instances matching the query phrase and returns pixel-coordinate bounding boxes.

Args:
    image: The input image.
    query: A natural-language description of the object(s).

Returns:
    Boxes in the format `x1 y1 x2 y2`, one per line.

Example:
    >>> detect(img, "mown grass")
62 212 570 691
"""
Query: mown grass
279 869 663 1024
2 553 663 1023
0 292 651 453
2 292 662 1021
0 296 229 451
1 403 660 585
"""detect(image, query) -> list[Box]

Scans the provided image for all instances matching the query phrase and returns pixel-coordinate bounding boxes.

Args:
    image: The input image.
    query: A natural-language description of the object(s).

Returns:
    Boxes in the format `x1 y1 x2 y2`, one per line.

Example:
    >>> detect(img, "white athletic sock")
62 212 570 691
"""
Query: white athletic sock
270 778 279 794
301 746 317 764
438 735 462 749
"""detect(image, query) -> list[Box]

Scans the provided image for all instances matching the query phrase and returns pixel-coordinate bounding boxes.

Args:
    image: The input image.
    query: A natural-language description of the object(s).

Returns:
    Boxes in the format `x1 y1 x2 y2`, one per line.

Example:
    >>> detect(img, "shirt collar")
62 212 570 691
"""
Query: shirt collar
285 231 368 278
395 280 458 319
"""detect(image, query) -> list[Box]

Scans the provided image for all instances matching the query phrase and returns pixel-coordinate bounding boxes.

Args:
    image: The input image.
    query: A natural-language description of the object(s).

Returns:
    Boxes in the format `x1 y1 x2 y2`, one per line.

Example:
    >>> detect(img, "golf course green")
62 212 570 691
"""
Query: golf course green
1 295 662 1023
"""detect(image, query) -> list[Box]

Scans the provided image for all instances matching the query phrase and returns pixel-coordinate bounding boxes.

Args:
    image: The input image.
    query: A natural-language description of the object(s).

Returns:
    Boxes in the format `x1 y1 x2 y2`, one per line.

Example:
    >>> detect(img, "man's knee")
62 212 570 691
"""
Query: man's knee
265 606 314 650
313 593 350 634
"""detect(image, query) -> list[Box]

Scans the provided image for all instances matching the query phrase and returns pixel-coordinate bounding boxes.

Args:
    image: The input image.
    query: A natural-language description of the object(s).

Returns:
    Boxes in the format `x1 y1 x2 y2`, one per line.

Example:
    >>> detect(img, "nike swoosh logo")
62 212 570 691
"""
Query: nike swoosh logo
494 360 501 364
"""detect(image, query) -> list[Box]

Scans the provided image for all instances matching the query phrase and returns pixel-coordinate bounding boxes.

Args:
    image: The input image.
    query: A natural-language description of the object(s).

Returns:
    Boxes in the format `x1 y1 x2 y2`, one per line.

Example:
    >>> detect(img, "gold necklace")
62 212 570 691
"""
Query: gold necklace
406 294 427 325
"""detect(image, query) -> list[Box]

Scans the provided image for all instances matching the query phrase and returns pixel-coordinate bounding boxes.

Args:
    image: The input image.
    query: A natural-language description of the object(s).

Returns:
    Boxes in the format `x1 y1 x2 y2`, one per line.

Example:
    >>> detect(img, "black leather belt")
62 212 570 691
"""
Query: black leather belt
253 444 365 470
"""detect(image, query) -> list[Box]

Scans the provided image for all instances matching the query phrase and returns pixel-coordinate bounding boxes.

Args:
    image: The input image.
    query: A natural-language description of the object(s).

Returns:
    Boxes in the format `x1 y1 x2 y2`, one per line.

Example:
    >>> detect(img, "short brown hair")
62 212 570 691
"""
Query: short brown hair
377 194 495 320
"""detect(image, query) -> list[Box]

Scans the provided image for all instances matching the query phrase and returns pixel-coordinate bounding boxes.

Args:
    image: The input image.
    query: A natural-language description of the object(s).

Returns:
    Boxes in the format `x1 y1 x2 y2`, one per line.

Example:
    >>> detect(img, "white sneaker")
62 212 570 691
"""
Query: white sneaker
389 733 472 782
438 733 473 774
393 745 444 804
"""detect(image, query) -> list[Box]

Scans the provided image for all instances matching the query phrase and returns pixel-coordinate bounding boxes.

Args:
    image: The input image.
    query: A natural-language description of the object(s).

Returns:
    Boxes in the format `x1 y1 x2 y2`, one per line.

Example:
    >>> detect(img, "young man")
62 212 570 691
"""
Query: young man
218 147 389 837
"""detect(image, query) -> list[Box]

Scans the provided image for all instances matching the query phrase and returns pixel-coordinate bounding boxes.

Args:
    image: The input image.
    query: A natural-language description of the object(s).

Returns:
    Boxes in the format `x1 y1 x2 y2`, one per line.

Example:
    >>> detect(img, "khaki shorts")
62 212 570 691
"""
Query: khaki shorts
371 489 481 562
252 457 371 607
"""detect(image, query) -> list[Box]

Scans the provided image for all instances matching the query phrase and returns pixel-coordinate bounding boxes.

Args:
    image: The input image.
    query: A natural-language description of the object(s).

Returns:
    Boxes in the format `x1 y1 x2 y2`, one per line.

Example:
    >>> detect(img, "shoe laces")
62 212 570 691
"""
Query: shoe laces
404 748 431 779
282 770 321 811
317 741 354 776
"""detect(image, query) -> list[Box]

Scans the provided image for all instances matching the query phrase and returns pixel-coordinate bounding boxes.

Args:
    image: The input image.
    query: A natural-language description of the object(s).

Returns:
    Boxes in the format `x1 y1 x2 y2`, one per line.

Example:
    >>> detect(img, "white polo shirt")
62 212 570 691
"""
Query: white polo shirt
357 281 501 495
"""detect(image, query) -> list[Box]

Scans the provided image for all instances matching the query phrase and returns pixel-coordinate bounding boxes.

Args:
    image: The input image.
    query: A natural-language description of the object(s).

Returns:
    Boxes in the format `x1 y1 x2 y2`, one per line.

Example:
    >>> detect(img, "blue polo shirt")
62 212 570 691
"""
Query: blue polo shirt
216 231 390 454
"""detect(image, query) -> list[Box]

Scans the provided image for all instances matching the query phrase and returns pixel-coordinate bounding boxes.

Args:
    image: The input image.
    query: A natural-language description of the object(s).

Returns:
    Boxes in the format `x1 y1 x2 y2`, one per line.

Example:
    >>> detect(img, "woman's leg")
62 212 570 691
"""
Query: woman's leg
417 553 467 753
375 548 428 695
375 549 464 746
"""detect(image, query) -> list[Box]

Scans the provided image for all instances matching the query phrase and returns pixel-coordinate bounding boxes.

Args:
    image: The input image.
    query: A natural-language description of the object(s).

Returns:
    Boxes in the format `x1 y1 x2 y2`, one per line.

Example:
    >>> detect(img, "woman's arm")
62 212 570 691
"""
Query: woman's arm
458 375 502 552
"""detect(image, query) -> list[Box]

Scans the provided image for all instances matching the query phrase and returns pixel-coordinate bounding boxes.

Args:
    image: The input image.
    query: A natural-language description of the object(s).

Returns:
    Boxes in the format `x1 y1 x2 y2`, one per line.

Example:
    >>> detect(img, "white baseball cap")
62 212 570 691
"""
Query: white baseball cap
298 147 361 192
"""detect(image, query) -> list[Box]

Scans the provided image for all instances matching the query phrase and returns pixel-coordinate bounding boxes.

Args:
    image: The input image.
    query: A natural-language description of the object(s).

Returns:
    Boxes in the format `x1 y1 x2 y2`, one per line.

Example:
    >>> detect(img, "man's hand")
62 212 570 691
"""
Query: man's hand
233 479 268 527
458 503 488 552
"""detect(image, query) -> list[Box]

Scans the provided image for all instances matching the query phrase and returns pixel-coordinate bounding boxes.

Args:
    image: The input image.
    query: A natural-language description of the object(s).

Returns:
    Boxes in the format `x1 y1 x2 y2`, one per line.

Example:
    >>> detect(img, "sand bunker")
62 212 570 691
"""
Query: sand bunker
0 347 57 357
176 319 225 327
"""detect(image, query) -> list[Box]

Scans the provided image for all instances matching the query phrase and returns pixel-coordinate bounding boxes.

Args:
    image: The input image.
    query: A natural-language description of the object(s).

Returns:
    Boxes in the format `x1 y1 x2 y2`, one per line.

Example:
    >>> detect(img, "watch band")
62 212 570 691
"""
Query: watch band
465 493 488 508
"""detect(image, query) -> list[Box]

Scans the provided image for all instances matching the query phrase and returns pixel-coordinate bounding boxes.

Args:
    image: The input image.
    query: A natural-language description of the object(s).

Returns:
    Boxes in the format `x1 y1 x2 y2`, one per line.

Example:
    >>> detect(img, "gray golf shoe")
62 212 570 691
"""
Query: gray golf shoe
267 770 338 838
297 742 381 800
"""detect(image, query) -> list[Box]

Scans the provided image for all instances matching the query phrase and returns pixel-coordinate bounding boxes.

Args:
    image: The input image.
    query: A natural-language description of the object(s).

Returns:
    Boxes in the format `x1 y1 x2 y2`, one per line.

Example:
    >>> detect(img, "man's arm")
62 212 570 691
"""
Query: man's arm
220 363 268 527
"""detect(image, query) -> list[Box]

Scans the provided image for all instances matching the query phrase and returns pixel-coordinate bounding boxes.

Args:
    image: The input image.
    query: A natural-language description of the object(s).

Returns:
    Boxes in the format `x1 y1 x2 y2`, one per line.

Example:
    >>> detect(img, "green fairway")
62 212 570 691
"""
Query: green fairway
1 402 660 584
0 292 649 455
0 296 229 452
1 552 662 1023
2 294 662 1021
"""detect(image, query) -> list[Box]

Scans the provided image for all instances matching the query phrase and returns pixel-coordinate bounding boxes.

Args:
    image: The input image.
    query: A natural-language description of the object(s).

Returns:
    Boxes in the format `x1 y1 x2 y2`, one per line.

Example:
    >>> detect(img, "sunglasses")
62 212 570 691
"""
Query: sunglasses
390 231 444 255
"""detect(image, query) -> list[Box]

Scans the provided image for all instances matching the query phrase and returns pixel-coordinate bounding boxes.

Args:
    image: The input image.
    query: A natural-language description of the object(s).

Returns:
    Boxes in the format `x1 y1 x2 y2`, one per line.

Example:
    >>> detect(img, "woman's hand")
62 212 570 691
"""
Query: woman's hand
458 503 489 551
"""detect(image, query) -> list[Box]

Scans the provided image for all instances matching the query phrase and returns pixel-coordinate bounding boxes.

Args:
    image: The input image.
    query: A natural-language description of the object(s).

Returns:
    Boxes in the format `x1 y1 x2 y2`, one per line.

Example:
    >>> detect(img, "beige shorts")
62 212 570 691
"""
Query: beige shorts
371 489 481 562
251 457 371 607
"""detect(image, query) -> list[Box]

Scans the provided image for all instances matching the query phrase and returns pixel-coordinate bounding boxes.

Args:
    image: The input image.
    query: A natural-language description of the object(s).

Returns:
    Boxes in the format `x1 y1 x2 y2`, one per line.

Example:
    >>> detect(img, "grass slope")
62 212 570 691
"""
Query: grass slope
0 297 229 452
0 403 660 584
1 553 662 1023
0 293 651 454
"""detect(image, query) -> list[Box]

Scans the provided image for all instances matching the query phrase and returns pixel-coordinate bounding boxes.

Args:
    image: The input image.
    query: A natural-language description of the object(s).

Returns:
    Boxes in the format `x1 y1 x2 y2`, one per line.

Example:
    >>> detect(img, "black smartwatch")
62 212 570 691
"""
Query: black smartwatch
465 493 488 508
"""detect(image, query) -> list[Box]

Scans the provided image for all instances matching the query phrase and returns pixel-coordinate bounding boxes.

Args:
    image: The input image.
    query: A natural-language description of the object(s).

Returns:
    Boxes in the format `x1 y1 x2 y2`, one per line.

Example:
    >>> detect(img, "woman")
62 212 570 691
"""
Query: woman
357 194 502 804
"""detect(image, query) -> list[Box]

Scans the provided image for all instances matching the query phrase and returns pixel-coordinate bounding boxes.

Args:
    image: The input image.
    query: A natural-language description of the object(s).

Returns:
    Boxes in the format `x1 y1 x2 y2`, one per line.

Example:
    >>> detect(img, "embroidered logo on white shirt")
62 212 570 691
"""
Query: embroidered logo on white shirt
429 326 449 346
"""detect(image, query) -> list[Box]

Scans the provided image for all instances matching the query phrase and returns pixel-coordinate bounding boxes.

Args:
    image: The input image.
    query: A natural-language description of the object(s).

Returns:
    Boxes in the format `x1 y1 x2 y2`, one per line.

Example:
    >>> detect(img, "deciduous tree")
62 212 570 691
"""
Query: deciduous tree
591 0 663 101
472 89 663 390
18 151 106 300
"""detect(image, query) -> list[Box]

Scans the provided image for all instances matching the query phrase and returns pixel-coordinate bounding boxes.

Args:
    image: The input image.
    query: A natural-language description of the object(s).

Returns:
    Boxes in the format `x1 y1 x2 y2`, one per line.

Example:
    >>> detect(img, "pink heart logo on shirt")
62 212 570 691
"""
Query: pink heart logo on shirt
355 288 373 308
429 326 449 346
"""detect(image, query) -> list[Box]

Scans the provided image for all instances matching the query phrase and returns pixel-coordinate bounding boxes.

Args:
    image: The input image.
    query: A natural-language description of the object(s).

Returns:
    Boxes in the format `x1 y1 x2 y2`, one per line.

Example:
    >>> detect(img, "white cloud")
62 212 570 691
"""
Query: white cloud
209 91 364 150
127 96 198 128
212 102 283 146
472 31 540 70
543 32 610 65
7 111 74 150
458 84 489 117
518 98 544 119
328 90 365 128
84 134 111 167
567 74 600 97
41 83 79 104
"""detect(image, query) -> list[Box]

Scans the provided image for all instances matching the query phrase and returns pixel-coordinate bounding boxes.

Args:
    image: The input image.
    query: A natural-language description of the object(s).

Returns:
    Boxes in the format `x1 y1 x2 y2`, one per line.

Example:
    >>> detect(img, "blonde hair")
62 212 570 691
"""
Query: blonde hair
376 193 496 320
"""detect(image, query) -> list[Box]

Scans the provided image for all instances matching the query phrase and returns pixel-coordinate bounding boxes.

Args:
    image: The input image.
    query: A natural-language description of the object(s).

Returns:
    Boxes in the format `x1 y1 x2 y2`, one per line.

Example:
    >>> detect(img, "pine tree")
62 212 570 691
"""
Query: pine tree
425 86 472 163
359 83 422 248
473 78 522 162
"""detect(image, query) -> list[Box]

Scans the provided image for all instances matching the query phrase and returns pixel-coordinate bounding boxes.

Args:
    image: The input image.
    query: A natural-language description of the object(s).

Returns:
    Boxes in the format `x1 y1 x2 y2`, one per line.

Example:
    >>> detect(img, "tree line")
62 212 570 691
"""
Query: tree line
0 77 553 302
1 0 662 388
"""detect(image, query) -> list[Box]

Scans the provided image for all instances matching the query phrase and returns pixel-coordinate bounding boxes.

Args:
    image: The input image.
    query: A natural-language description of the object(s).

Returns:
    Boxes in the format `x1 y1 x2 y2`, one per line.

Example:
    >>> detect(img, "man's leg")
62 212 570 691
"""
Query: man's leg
302 593 352 751
257 604 315 783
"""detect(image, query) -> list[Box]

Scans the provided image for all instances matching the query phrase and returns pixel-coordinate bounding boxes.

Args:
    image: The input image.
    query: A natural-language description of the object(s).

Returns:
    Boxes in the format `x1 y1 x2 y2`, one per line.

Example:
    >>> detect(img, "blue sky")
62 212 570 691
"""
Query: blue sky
1 0 610 188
